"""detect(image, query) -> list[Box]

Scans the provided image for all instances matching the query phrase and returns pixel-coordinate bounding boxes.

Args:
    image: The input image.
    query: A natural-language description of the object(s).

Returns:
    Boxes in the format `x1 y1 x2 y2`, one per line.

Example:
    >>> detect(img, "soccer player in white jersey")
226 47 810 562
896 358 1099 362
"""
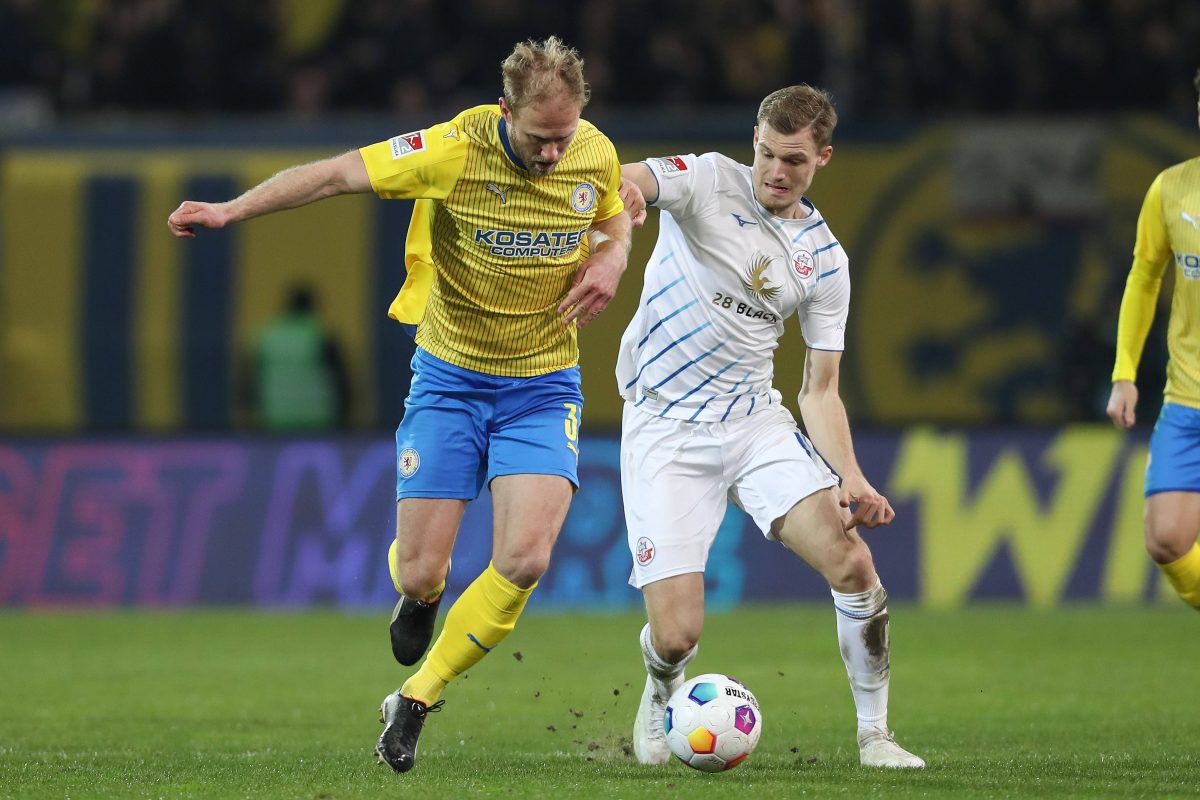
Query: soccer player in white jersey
617 85 924 769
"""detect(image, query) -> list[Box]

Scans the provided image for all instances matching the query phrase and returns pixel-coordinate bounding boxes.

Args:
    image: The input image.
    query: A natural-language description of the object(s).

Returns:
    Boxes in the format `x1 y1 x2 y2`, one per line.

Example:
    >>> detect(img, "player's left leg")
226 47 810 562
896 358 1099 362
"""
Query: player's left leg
728 408 921 768
636 574 703 764
771 490 923 768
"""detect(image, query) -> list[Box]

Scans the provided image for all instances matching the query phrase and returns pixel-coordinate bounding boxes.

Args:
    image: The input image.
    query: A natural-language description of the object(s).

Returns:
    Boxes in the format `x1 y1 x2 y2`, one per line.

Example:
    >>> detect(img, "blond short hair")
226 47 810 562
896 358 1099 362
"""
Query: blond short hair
501 36 590 113
757 85 838 149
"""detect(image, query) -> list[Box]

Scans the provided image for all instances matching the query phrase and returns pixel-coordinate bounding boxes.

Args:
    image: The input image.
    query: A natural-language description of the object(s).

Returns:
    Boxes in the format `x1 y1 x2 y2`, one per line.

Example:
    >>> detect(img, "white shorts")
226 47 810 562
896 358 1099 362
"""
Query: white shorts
622 401 839 589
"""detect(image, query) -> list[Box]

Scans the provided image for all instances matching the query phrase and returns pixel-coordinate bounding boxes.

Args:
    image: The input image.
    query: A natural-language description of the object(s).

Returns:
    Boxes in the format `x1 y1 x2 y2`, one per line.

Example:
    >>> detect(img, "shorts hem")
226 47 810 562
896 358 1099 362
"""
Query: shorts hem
1145 487 1200 497
488 468 579 489
396 489 479 501
628 564 706 590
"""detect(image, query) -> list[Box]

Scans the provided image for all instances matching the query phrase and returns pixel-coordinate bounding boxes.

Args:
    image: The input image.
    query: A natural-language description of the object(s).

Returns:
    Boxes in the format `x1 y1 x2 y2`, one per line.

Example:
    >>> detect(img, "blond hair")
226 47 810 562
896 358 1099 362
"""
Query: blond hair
501 36 590 112
757 85 838 149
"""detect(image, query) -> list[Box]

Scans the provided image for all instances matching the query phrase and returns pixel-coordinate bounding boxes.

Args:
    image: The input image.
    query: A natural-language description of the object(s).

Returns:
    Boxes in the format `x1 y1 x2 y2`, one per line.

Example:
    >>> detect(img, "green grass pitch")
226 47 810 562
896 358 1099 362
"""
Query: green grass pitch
1 605 1197 799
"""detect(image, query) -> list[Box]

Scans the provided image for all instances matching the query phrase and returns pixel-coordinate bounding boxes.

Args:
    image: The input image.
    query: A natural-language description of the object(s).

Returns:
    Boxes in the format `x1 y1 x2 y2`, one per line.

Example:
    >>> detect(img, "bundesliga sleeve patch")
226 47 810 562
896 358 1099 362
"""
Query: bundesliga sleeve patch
388 131 426 159
650 156 689 177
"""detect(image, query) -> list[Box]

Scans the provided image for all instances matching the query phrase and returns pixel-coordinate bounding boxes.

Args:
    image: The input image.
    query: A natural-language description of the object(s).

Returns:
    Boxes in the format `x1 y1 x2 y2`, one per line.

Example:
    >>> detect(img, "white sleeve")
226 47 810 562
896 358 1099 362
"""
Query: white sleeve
799 257 850 351
643 153 715 219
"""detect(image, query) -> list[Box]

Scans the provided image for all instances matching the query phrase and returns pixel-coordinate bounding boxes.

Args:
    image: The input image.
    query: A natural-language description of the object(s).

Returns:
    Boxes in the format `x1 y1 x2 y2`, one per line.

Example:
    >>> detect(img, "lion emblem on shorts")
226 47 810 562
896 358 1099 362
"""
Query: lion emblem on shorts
399 447 421 478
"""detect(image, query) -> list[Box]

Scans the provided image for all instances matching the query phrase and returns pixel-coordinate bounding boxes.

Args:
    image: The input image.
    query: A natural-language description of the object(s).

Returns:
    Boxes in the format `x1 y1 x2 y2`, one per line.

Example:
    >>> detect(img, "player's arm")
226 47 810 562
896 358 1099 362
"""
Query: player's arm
561 152 633 329
167 151 371 237
621 162 659 205
798 349 894 530
1107 173 1172 429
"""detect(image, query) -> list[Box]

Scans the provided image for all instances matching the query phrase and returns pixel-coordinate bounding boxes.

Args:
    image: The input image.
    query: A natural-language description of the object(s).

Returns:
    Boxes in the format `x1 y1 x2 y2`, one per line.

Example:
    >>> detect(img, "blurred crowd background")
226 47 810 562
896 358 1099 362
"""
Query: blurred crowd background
1 0 1198 434
2 0 1197 120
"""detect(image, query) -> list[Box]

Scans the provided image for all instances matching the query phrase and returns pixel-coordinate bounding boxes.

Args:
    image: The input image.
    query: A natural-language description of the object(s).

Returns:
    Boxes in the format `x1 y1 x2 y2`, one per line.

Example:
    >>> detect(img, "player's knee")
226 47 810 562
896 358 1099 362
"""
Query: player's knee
1144 524 1195 564
824 544 877 593
654 628 700 664
494 550 551 589
394 560 447 599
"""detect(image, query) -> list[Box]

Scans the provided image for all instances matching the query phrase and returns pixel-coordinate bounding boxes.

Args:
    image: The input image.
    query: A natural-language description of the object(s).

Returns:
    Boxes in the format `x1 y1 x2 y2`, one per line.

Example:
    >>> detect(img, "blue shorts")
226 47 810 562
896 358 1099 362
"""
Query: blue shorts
395 348 583 500
1145 402 1200 496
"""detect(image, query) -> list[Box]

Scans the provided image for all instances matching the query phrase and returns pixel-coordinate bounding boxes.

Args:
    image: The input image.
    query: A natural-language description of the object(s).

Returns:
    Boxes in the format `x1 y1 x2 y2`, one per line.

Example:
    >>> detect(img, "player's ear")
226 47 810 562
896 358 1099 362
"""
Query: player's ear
752 126 760 148
817 145 833 168
499 96 512 122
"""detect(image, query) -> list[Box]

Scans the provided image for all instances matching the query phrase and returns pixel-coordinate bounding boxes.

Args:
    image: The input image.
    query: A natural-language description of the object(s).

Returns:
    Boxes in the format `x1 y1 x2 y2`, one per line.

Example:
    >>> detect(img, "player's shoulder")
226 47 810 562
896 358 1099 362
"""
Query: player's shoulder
1161 155 1200 183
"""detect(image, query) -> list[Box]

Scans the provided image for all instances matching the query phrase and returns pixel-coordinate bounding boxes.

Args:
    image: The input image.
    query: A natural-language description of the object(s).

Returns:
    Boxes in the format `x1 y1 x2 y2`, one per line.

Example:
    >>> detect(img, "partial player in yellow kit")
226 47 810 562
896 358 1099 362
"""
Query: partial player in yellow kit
1108 69 1200 614
167 36 634 774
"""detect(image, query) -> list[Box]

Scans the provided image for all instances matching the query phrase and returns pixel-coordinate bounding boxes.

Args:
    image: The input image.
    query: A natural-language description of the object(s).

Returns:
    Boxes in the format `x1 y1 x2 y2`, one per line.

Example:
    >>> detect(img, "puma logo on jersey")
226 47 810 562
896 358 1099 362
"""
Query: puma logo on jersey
732 213 759 227
486 183 509 205
443 127 460 141
742 254 781 302
1182 211 1200 231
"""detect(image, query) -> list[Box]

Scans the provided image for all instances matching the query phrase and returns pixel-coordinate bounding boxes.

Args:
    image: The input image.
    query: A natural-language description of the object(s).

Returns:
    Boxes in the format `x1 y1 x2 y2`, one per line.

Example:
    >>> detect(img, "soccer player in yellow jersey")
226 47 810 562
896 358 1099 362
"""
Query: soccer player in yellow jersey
1107 69 1200 614
168 37 634 773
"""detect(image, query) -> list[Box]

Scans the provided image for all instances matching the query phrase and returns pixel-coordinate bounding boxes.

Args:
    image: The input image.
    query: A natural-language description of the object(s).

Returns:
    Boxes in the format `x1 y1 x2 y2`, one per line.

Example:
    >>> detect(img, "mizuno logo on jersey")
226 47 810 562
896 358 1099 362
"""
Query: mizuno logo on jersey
651 156 688 177
732 213 758 227
388 131 425 159
474 228 587 257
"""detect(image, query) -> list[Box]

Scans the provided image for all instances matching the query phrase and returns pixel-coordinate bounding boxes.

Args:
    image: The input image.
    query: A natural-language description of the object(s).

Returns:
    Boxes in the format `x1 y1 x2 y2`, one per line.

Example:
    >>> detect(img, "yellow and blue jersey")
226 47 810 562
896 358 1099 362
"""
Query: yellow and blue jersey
359 105 623 377
1114 157 1200 409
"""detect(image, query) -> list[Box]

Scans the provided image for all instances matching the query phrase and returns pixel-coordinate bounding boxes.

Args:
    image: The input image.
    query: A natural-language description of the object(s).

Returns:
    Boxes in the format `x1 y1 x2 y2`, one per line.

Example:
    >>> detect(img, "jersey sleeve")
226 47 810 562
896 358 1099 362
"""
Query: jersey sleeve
1112 172 1171 382
591 136 625 223
799 256 850 351
643 153 715 219
359 118 468 200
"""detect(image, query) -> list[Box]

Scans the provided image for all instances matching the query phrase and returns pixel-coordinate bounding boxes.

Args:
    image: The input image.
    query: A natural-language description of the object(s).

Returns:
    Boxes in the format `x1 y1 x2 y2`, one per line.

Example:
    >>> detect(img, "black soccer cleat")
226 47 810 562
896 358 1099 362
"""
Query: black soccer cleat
376 691 444 773
389 594 442 666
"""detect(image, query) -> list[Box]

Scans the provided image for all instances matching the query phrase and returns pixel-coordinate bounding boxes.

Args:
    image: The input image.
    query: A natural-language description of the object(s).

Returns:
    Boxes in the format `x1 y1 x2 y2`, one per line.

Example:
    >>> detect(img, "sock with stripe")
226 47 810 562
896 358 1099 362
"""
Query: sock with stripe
831 580 890 729
401 562 534 704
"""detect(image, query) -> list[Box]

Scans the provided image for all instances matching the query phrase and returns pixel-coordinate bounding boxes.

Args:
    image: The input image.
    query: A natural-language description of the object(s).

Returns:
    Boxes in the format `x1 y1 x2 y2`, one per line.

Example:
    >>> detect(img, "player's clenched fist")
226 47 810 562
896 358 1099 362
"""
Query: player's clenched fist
167 201 231 238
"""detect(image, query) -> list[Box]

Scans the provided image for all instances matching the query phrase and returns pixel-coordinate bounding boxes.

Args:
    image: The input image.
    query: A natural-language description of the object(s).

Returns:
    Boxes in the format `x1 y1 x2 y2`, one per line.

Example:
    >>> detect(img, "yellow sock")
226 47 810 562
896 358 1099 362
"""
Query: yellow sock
401 562 535 704
388 538 445 601
1159 543 1200 608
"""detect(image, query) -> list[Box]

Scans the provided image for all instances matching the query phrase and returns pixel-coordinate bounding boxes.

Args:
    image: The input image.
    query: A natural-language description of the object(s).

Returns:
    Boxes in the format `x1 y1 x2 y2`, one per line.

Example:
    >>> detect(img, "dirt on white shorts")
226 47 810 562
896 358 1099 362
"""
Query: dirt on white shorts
622 401 839 589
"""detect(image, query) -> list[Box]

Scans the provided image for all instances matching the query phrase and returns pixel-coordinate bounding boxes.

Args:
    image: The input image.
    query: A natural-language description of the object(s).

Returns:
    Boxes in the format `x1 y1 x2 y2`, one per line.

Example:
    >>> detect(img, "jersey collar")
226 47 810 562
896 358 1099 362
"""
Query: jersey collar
498 118 528 171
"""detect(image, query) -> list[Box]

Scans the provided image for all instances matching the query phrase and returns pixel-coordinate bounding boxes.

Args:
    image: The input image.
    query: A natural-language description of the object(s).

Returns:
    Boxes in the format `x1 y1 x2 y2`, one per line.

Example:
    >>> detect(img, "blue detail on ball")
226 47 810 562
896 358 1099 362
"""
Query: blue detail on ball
689 682 719 704
664 706 673 734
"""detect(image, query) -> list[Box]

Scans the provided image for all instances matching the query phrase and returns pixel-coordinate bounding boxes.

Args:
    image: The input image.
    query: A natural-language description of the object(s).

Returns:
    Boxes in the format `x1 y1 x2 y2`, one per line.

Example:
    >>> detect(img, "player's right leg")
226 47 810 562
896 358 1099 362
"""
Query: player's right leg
378 348 491 773
620 403 725 765
636 575 703 764
1142 403 1200 610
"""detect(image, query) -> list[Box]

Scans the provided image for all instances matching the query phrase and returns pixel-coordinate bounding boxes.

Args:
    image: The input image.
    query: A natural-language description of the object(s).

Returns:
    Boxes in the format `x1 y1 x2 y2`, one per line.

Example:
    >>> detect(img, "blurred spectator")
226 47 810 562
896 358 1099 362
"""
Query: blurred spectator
4 0 1199 120
247 284 350 433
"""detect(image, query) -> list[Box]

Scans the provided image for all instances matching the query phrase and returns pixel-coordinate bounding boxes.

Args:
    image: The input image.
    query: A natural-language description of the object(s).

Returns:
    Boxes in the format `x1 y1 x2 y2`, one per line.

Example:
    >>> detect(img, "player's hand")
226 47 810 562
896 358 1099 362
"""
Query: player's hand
1106 380 1138 429
838 478 895 530
618 177 647 228
559 241 627 329
167 201 231 238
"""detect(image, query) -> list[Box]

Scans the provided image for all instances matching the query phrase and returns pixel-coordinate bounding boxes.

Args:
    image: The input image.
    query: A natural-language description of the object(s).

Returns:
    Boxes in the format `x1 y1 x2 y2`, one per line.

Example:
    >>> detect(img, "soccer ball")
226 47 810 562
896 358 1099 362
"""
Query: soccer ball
664 673 763 772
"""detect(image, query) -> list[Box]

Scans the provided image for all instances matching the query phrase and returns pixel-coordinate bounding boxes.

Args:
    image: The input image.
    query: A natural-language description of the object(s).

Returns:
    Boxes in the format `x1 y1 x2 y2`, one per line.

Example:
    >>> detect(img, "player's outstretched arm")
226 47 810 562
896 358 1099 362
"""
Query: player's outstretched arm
559 210 632 329
167 150 372 238
798 349 894 530
620 162 659 206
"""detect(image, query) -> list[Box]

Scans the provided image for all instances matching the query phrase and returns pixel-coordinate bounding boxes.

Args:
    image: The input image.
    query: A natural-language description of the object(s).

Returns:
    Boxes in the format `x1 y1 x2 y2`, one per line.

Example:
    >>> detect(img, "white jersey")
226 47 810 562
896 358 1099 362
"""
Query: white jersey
616 152 850 422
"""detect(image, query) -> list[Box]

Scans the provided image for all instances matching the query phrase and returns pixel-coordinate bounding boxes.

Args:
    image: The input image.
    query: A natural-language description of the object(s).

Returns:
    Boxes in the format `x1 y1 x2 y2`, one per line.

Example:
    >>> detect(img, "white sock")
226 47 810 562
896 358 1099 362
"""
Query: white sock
830 581 890 730
640 623 696 699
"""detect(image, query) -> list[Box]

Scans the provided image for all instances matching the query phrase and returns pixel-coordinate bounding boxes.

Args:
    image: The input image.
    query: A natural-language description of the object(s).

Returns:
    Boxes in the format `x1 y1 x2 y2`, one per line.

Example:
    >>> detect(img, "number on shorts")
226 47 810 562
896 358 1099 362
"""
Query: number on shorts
563 402 580 457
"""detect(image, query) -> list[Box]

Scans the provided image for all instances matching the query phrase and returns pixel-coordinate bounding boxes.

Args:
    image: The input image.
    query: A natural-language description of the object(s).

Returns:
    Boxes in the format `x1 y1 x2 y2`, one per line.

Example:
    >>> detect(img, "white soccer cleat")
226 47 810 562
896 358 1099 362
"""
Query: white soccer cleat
633 675 678 765
857 726 926 769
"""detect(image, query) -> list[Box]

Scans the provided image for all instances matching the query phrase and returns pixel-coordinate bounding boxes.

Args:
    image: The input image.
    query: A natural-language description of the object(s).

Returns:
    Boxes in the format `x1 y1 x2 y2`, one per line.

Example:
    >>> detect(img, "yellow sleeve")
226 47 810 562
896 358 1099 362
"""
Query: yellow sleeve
387 199 436 325
358 118 468 200
591 137 625 223
1112 173 1171 382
